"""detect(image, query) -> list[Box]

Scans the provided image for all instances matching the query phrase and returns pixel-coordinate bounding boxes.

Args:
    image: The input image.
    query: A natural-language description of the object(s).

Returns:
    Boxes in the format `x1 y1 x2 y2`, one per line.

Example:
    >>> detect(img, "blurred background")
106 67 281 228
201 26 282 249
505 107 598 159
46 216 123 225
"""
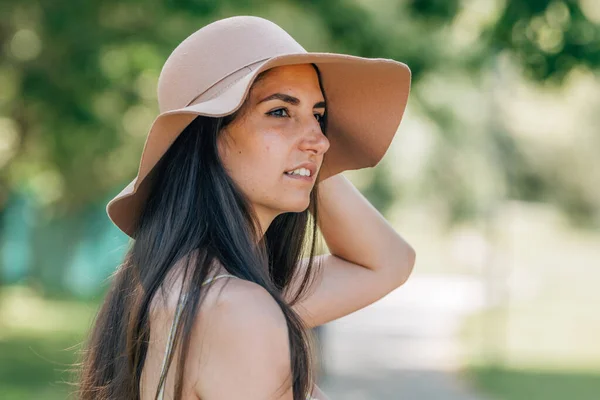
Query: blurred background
1 0 599 399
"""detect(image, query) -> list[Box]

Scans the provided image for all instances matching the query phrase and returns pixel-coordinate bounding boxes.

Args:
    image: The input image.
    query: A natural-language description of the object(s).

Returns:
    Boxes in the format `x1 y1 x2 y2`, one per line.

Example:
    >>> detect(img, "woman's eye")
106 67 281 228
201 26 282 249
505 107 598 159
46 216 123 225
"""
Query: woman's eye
268 108 289 118
314 113 324 123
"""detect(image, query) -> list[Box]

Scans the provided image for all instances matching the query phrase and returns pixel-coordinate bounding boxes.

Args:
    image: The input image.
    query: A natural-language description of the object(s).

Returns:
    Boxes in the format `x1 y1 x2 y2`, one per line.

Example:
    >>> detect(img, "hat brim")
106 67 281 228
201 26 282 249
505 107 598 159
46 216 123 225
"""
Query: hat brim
107 52 411 238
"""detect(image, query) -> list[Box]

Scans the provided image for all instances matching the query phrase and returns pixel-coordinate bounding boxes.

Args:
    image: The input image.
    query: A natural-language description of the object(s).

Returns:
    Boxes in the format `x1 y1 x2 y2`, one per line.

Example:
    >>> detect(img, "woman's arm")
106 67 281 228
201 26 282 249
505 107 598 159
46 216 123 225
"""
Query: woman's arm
316 173 415 276
287 173 416 328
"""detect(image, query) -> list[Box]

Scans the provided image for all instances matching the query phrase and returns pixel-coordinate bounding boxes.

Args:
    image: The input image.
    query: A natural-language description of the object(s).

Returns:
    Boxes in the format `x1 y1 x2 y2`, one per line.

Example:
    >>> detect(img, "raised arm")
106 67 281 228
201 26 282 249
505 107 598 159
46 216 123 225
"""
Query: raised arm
288 173 416 328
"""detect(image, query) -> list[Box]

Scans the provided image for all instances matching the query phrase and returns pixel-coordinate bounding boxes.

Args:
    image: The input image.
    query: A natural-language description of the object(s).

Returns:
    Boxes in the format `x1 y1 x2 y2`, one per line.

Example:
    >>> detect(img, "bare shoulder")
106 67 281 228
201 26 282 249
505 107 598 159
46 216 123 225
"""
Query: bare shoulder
193 279 293 400
202 278 287 331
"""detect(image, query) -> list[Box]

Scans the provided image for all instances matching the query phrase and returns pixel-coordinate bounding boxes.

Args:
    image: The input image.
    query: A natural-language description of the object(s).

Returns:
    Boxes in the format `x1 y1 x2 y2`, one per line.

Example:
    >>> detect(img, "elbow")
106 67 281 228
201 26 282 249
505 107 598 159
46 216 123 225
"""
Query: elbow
394 244 416 287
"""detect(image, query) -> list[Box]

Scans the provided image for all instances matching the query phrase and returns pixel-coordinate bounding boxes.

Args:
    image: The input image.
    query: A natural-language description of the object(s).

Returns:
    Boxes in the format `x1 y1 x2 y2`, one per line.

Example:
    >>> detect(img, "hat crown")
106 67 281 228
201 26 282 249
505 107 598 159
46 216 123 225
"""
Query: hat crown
157 16 306 113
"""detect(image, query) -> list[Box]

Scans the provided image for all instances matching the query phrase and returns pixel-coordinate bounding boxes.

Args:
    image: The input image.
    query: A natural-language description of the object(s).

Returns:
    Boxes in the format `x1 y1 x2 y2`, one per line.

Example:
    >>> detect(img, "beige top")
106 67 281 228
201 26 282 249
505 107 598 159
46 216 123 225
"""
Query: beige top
156 274 315 400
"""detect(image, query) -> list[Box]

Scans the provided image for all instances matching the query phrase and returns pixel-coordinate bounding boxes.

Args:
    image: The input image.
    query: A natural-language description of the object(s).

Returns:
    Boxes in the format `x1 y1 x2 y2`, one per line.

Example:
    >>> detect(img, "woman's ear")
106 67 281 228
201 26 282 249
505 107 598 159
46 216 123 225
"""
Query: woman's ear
216 128 231 161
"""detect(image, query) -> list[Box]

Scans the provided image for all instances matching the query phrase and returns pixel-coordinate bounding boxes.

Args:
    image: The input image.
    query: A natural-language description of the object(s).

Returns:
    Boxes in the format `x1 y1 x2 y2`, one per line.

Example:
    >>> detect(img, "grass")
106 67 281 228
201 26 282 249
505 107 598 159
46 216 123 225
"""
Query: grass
0 286 99 400
0 334 83 399
465 366 600 400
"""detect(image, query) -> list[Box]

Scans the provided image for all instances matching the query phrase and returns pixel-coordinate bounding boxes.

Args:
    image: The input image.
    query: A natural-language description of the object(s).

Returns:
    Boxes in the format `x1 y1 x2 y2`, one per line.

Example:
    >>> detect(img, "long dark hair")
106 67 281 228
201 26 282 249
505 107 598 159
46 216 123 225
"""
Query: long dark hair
76 65 327 400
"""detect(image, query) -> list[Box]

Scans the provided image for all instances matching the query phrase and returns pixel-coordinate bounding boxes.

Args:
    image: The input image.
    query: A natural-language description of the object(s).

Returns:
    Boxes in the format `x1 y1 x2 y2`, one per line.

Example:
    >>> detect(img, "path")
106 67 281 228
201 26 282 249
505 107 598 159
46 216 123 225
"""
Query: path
317 274 489 399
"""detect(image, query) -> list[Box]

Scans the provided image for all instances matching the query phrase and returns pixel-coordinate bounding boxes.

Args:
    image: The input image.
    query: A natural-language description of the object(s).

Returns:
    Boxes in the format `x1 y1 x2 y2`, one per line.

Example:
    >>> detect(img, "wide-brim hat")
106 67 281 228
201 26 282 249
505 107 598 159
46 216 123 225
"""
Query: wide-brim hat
106 15 411 238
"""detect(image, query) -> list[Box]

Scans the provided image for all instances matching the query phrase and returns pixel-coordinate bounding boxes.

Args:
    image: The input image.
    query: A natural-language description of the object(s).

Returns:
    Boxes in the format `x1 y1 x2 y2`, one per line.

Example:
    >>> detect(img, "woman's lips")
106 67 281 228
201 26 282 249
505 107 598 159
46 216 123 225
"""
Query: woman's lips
283 173 314 183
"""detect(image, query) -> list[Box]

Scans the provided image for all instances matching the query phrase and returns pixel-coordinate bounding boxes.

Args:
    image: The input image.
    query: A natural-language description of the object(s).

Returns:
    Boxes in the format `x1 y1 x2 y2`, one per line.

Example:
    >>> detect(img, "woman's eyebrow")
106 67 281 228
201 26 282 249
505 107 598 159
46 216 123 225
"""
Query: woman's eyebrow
258 93 326 109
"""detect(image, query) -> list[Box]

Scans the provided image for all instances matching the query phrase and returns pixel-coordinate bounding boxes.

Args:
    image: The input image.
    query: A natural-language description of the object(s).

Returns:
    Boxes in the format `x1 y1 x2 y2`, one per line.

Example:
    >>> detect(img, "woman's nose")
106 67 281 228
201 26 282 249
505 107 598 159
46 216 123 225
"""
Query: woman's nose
299 118 330 155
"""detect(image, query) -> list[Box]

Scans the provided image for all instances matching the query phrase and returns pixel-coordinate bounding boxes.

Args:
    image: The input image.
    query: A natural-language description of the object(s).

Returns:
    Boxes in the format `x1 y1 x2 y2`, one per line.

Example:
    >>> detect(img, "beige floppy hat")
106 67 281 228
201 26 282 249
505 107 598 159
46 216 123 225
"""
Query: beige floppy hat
106 15 411 238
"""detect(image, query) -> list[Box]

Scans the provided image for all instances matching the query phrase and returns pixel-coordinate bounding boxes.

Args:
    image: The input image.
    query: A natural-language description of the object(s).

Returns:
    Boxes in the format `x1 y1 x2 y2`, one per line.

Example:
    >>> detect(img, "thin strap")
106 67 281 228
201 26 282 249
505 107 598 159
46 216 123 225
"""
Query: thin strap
157 274 236 399
199 274 237 287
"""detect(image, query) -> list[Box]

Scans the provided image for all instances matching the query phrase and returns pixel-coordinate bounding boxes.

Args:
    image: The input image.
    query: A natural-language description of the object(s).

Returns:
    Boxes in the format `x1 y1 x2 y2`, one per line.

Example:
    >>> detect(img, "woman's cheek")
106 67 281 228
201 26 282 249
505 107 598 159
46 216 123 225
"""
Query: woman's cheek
259 132 288 160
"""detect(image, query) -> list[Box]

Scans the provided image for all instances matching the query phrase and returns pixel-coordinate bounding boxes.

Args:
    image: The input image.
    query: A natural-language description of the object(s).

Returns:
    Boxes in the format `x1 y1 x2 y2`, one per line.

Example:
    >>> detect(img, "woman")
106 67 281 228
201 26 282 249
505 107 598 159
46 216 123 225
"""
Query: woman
77 16 415 400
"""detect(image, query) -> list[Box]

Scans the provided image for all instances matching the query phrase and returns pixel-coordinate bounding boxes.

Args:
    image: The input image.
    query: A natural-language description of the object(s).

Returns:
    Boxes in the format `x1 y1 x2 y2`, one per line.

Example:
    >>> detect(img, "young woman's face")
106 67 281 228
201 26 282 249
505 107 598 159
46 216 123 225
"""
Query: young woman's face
217 64 330 232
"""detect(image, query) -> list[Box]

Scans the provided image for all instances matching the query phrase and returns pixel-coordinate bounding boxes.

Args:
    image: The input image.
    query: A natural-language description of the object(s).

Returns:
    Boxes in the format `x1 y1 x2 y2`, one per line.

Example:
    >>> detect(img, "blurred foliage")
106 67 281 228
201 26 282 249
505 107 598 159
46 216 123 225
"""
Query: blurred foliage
1 0 599 227
489 0 600 82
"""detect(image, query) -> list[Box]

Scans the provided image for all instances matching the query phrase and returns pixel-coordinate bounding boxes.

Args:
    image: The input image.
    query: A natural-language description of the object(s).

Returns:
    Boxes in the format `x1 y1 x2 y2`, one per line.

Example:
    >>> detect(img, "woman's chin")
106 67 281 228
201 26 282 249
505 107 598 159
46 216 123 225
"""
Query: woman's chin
279 198 311 213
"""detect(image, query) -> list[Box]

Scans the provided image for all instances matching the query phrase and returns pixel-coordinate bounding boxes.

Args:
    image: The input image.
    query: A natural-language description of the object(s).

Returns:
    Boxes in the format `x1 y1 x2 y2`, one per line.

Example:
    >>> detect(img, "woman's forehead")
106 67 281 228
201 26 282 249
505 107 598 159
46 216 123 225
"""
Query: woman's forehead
250 64 323 100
